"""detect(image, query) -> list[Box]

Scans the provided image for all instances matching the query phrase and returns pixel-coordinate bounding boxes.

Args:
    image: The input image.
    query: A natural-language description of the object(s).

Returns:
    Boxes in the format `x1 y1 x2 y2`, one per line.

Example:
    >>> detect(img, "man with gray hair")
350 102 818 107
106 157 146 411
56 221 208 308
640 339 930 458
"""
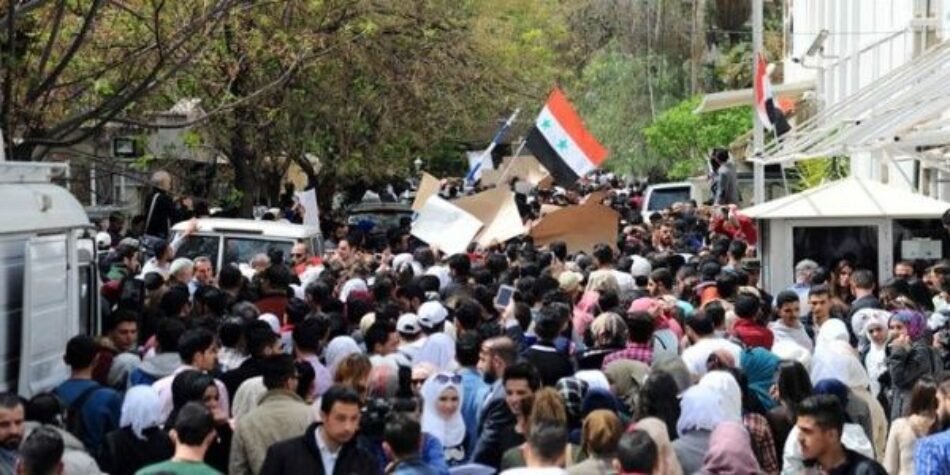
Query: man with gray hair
143 169 191 240
786 259 818 318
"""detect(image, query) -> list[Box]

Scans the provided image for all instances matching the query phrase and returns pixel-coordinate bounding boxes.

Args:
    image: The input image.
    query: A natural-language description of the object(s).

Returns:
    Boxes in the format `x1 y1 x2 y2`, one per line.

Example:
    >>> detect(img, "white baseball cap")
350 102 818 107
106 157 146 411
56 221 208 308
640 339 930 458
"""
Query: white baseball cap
397 313 422 335
417 301 448 329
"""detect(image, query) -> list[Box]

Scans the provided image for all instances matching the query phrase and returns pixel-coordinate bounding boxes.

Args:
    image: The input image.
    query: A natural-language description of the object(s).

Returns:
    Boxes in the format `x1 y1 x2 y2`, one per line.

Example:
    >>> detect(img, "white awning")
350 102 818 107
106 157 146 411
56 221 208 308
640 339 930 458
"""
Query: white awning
757 41 950 165
742 176 950 219
693 80 815 114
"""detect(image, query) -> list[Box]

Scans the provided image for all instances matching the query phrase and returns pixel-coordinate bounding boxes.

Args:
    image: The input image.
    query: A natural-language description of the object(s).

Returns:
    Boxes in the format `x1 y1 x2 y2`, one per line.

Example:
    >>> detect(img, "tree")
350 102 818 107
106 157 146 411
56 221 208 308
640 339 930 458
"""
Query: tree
643 96 750 180
0 0 247 160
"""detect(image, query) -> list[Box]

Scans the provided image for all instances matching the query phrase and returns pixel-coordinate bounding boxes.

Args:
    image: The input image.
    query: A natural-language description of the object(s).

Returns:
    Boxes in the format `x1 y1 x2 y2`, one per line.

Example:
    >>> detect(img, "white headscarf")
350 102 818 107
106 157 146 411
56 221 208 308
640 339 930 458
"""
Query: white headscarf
697 371 743 422
677 385 727 436
120 386 164 440
421 373 466 447
816 319 850 347
416 334 457 372
861 311 890 397
325 336 361 376
258 313 280 334
811 340 871 390
851 309 890 340
339 278 368 302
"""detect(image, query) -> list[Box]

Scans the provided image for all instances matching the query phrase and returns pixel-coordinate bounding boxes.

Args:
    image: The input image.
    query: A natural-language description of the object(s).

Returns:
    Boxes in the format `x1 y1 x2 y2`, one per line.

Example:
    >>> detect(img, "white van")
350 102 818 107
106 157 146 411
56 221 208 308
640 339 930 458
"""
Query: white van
0 162 97 396
640 182 699 222
171 218 324 270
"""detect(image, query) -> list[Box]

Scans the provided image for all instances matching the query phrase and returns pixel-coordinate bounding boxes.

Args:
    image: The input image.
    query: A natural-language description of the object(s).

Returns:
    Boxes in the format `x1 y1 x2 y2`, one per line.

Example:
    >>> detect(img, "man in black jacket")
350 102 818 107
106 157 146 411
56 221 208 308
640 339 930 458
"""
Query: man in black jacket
143 170 191 239
260 385 375 475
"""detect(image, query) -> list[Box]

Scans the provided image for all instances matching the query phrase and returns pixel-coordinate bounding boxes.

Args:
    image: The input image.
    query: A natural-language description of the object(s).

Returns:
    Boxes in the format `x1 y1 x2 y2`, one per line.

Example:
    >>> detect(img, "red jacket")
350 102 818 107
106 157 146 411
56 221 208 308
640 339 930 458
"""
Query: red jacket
732 318 773 349
710 213 758 246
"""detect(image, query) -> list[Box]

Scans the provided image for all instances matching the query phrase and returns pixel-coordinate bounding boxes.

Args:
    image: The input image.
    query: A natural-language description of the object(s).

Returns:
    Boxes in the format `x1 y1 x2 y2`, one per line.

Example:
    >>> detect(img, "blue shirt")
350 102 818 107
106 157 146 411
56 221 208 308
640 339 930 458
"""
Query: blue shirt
459 367 488 458
54 379 122 455
915 430 950 474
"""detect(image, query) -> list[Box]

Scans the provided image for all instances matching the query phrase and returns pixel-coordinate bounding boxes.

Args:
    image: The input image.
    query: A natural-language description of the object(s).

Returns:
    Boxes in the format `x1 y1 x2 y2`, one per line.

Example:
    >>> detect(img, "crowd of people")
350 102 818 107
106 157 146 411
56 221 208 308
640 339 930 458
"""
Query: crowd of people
3 167 950 475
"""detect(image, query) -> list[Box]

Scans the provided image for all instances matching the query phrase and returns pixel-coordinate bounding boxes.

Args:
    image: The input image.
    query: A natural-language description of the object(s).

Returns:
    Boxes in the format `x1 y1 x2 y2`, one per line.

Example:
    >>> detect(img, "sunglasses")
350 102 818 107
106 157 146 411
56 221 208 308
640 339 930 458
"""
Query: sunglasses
433 373 462 385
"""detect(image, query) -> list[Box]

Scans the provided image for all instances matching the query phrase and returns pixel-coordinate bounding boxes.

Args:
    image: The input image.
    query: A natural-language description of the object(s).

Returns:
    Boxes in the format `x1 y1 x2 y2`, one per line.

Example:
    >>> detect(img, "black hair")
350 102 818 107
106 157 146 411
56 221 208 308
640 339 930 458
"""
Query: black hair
292 316 329 354
245 321 279 358
304 280 333 308
797 394 846 435
648 268 673 292
194 286 227 318
143 272 166 292
454 299 483 332
285 297 310 326
25 393 62 426
448 253 471 277
64 335 98 369
172 402 215 446
18 426 64 475
616 430 657 473
384 413 422 457
715 272 738 299
295 361 315 401
705 302 726 328
364 320 396 354
456 331 482 368
218 264 243 289
159 287 191 318
106 308 139 333
261 355 297 390
626 311 655 344
700 260 721 282
549 241 568 261
775 360 813 414
535 305 566 342
636 371 681 441
808 284 831 298
734 293 760 319
775 290 800 310
527 422 568 464
177 328 216 364
686 309 715 336
592 243 614 266
154 318 187 354
166 370 216 428
851 269 875 290
372 277 395 303
219 318 244 348
504 362 541 392
320 385 362 414
728 240 748 261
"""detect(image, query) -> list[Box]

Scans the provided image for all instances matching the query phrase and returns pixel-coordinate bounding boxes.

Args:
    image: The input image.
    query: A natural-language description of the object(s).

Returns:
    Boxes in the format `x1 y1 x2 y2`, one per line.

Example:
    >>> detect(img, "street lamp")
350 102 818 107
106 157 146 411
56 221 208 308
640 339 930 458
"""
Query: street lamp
414 157 422 172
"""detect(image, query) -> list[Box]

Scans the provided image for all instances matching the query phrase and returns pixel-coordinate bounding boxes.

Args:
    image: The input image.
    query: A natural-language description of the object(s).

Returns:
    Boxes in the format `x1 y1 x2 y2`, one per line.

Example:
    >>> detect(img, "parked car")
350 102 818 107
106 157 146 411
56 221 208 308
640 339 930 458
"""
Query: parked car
171 218 323 270
345 202 413 233
640 182 698 221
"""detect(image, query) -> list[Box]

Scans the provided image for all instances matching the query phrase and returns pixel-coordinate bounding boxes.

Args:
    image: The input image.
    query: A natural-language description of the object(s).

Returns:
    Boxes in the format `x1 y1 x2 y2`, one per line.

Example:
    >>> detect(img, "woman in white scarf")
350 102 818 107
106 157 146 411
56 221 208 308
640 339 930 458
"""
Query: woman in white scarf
673 384 732 474
852 309 891 399
416 333 457 372
697 370 743 422
811 322 888 462
325 336 361 376
420 372 467 466
120 385 165 440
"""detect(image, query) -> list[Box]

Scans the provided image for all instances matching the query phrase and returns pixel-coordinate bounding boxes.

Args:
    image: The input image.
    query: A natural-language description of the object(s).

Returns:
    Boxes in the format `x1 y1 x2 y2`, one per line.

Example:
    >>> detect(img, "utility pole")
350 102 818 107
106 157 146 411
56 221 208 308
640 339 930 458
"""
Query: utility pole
752 0 765 205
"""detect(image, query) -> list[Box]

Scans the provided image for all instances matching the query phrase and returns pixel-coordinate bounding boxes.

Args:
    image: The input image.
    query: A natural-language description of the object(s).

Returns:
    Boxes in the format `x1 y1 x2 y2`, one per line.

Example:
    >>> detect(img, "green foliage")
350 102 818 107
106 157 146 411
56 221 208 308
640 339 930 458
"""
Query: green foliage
643 97 751 180
794 157 850 191
570 43 687 179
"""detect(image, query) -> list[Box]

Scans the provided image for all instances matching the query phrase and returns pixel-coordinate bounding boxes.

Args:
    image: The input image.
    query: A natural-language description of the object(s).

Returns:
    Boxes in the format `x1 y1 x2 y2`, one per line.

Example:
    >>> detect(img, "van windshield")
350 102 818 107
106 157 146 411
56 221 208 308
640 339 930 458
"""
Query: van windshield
175 236 220 263
648 187 691 211
223 237 294 266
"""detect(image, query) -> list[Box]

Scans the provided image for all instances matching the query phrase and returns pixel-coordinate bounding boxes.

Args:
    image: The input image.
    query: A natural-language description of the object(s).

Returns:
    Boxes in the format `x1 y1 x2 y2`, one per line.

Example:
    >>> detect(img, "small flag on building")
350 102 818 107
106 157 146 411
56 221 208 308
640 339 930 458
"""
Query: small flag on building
526 88 608 187
754 53 791 136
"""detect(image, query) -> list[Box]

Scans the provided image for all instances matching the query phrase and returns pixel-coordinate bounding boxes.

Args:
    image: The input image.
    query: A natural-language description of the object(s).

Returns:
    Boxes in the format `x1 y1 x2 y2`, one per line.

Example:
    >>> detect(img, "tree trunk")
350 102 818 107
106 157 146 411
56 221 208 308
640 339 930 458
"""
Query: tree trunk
691 0 706 94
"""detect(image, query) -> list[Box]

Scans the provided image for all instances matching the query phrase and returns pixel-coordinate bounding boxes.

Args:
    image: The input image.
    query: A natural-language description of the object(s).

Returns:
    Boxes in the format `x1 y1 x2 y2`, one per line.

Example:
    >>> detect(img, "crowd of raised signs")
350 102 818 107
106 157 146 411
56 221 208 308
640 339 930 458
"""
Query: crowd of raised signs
4 168 950 475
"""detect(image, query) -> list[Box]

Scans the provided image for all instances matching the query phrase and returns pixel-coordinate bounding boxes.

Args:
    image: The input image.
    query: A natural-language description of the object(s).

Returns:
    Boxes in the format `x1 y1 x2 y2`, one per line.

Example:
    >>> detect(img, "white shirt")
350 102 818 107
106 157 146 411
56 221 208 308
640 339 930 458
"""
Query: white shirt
315 427 341 475
680 337 743 377
612 270 635 293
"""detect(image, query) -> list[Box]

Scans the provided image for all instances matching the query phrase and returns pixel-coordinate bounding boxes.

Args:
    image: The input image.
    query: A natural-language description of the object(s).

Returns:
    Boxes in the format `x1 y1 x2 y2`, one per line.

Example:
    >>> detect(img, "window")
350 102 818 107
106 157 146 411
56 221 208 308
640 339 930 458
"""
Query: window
647 187 691 211
222 237 293 266
175 236 221 263
792 226 879 275
892 219 948 264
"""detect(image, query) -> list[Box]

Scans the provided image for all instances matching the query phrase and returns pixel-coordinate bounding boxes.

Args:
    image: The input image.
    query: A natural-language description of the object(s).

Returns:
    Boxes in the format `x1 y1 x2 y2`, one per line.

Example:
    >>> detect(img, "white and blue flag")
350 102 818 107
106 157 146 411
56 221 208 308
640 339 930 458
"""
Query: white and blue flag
466 109 520 185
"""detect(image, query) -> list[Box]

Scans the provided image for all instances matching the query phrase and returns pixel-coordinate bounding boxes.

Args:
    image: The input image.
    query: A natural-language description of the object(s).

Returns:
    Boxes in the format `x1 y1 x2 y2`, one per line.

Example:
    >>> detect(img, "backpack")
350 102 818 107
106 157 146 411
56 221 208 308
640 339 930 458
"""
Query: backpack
54 384 102 447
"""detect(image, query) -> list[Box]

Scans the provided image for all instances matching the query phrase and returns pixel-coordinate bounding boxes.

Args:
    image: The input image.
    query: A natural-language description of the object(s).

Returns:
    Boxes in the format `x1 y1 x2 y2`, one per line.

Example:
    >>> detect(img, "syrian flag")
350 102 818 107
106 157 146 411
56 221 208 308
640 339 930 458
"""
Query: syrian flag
526 88 608 187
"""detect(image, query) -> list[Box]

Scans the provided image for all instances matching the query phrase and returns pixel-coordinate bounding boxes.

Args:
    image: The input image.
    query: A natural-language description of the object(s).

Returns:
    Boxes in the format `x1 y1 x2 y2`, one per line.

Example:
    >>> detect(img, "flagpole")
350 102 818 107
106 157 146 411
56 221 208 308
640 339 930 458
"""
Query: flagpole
498 138 528 183
752 0 765 205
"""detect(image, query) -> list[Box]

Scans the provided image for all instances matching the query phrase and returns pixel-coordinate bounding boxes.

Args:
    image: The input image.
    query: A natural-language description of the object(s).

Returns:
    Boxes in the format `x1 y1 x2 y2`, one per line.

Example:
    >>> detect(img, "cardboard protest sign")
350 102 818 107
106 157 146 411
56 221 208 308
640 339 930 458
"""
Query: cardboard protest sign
498 155 550 186
529 203 619 254
540 204 563 216
411 195 483 255
455 186 524 248
294 189 320 226
412 172 441 211
479 169 504 188
582 190 609 206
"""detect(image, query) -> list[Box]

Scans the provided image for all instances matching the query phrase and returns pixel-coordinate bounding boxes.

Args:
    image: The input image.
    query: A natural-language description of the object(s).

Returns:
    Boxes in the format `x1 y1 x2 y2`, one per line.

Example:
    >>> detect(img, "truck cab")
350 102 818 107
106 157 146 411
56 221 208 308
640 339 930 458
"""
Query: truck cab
0 162 97 396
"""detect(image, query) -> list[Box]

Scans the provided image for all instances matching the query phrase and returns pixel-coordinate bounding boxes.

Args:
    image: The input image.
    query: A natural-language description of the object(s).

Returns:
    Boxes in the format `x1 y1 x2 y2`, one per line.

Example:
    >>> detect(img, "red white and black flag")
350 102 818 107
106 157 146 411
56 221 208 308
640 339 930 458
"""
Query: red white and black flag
754 53 791 136
526 88 608 187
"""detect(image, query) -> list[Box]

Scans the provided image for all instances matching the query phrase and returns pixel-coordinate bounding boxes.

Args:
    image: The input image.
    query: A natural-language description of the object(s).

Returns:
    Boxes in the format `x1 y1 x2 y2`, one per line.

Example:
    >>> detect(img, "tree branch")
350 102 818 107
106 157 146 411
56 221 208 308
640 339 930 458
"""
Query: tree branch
0 0 54 26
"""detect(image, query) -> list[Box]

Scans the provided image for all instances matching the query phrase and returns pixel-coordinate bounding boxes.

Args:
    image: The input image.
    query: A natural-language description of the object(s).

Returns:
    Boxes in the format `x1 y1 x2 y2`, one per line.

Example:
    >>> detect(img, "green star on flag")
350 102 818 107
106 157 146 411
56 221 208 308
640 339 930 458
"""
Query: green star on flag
557 139 569 151
541 119 552 129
